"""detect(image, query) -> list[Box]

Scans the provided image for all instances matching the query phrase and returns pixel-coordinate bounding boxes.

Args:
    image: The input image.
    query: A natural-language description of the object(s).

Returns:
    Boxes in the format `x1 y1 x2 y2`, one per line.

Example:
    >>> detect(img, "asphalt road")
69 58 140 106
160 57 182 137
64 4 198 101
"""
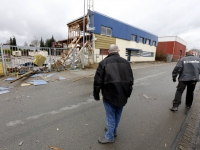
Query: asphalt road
0 62 199 150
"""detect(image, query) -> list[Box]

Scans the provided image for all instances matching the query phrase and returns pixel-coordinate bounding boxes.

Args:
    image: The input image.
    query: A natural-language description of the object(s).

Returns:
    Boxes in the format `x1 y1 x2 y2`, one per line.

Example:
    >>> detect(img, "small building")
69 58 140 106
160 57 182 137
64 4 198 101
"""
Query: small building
156 36 187 61
191 49 200 57
52 39 68 48
67 10 158 63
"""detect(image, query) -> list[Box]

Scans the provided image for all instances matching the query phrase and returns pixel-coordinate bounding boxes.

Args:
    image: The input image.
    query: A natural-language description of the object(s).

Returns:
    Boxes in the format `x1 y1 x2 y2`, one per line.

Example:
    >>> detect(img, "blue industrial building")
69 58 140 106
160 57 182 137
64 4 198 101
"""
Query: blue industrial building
67 10 158 62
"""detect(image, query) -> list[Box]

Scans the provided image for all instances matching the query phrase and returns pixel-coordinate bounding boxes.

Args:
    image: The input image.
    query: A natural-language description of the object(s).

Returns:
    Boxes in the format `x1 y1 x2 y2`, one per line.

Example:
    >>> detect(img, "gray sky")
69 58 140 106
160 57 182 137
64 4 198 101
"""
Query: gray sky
0 0 199 49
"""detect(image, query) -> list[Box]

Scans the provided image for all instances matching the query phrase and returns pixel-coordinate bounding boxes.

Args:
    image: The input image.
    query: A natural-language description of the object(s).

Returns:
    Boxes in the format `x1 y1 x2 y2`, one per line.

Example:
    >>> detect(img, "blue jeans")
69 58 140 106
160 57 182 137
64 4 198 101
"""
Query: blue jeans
103 102 123 140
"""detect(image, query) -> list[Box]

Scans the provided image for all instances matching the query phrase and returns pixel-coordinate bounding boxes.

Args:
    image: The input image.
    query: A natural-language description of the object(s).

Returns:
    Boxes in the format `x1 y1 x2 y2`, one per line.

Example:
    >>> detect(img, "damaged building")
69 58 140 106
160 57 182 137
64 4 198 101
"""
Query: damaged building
67 10 158 63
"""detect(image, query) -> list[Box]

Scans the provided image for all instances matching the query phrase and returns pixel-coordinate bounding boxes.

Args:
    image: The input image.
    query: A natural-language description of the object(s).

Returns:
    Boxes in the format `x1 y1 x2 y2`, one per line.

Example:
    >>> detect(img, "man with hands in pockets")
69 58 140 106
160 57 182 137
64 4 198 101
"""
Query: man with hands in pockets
93 44 134 143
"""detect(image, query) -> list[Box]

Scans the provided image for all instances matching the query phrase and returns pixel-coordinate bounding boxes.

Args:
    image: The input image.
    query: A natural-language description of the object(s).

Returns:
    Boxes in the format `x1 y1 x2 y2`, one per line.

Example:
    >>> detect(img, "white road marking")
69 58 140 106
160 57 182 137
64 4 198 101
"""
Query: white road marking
135 72 165 83
6 98 94 127
6 72 165 127
6 120 24 126
132 63 167 70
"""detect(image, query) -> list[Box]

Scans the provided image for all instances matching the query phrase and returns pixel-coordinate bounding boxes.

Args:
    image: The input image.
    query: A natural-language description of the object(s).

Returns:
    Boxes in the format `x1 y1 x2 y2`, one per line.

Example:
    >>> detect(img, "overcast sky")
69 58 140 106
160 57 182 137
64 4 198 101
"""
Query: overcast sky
0 0 199 49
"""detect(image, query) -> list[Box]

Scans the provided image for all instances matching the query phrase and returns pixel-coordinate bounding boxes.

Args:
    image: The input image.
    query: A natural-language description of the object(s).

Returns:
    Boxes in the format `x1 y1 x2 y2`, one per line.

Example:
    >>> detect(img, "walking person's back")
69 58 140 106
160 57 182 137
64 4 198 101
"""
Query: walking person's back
170 50 200 111
93 44 134 143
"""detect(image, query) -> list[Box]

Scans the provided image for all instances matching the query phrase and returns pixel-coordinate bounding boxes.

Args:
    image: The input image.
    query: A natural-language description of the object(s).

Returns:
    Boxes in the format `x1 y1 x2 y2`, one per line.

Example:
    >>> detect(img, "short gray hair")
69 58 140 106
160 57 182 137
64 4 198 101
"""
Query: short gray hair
186 49 193 55
108 44 119 53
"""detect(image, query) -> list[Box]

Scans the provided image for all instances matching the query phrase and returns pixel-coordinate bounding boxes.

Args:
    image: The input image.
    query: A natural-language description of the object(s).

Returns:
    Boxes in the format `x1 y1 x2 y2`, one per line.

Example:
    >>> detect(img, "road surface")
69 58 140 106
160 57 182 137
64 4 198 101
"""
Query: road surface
0 62 199 150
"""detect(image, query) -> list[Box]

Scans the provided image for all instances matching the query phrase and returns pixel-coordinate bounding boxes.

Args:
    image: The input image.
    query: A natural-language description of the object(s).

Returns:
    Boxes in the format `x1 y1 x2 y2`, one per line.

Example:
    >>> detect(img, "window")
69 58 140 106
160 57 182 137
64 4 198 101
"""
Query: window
142 51 154 57
152 41 156 46
100 49 109 55
101 26 106 35
101 26 112 36
126 50 141 57
107 28 112 36
131 35 137 42
146 39 150 45
139 37 144 43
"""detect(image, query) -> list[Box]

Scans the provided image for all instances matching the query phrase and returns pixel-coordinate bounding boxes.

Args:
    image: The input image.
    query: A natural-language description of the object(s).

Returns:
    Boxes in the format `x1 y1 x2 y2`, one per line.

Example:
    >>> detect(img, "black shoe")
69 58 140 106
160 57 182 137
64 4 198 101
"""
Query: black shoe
105 127 117 137
185 105 191 109
170 107 178 111
98 137 114 144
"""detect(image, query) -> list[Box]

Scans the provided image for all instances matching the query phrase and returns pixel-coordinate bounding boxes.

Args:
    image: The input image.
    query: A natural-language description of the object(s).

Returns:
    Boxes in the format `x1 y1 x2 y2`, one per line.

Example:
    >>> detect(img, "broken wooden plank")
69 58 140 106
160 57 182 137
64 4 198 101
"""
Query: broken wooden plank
38 75 50 82
48 146 61 150
73 74 94 82
10 71 34 83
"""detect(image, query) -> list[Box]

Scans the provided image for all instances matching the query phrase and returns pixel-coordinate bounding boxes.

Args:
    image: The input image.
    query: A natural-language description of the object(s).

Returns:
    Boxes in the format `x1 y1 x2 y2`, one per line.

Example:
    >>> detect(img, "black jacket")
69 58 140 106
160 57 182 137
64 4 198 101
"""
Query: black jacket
172 55 200 81
93 52 134 106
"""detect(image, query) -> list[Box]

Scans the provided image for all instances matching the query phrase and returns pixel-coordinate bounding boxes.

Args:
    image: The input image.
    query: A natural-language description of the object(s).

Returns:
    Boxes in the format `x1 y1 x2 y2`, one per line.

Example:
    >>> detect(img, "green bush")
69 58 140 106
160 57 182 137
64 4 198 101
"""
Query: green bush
20 49 29 56
155 51 166 61
0 49 12 56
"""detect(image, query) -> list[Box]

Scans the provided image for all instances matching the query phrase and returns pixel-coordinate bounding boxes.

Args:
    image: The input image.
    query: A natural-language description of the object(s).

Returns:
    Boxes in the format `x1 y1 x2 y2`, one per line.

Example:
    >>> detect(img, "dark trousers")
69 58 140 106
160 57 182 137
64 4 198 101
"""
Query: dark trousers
173 81 197 107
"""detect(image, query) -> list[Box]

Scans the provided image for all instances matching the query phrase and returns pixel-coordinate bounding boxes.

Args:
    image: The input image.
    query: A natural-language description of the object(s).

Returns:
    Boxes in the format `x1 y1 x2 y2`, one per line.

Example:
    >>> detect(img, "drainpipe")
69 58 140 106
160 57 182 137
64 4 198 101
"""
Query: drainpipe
172 36 177 57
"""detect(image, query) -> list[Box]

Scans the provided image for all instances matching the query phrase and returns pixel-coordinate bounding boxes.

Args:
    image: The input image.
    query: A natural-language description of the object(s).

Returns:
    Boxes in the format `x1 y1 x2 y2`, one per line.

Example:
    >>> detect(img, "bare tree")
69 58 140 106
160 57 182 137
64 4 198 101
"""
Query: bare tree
24 41 28 46
31 36 40 47
6 40 10 44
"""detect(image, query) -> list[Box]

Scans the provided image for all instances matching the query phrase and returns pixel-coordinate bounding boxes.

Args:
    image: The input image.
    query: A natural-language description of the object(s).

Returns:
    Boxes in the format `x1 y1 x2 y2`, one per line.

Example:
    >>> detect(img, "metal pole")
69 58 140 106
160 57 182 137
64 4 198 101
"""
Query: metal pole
72 48 75 69
82 0 85 69
49 48 52 72
1 44 7 76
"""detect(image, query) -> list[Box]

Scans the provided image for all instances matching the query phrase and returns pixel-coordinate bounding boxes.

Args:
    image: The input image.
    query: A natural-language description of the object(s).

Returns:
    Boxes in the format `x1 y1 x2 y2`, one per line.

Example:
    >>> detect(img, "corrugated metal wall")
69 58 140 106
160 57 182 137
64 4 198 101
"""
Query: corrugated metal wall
95 34 116 49
156 41 186 61
90 10 158 45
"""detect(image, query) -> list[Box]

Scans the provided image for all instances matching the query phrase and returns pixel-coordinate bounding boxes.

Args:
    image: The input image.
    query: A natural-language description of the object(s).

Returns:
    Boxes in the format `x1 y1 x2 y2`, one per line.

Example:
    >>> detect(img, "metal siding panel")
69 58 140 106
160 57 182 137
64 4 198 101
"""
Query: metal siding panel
95 34 116 49
173 42 186 61
92 11 158 44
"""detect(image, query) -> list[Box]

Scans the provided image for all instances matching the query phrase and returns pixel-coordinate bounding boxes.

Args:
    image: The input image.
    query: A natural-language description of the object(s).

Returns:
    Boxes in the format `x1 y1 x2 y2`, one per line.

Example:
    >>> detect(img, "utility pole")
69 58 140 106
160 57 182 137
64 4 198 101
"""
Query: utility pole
82 0 85 69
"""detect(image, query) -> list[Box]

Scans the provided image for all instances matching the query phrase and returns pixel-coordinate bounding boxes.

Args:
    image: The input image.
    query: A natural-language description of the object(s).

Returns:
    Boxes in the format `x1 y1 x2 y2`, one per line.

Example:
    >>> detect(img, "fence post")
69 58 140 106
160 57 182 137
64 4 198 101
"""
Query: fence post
54 48 56 56
1 44 7 76
49 48 52 72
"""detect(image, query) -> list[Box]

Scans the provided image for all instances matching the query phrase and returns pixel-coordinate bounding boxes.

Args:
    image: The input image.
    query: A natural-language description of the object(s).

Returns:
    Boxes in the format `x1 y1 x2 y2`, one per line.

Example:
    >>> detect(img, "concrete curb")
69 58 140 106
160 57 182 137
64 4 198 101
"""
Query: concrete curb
173 87 200 150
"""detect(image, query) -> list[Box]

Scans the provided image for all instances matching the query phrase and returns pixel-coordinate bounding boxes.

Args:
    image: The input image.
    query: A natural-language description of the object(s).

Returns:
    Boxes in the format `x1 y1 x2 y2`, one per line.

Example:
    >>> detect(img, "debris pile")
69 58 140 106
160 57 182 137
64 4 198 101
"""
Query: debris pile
53 36 93 72
4 36 93 76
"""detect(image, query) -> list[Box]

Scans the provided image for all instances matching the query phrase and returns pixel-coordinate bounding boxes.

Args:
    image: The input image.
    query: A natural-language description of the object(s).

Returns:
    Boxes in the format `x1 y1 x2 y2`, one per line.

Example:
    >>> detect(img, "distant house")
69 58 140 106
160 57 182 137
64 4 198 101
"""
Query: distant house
191 49 200 57
52 39 68 48
67 10 158 63
156 36 186 61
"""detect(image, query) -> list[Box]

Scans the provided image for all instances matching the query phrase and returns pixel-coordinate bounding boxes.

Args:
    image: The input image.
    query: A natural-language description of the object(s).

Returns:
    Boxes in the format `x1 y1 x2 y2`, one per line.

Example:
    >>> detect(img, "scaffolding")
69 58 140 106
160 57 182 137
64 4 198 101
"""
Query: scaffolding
66 0 95 68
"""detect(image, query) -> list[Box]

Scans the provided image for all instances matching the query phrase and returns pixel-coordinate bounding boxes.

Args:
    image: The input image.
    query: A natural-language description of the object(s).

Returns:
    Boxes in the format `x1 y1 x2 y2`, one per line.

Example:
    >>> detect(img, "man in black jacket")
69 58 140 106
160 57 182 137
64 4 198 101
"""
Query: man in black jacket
170 50 200 111
93 44 134 143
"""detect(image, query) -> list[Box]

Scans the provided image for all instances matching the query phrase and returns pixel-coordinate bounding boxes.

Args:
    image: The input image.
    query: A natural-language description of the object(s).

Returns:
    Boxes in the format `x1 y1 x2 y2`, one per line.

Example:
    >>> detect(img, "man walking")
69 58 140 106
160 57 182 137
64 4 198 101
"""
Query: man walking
170 50 200 111
93 44 134 143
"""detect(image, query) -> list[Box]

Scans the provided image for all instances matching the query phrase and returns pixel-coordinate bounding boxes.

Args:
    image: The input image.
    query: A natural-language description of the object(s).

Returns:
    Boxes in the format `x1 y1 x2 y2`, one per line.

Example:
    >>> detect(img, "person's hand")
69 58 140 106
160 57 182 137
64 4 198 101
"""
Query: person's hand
94 95 100 101
173 78 176 82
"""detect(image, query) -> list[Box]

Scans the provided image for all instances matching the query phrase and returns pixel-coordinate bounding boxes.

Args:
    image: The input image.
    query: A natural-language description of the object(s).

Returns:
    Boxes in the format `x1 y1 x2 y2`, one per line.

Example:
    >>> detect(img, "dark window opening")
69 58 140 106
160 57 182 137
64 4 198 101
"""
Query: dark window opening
100 49 109 55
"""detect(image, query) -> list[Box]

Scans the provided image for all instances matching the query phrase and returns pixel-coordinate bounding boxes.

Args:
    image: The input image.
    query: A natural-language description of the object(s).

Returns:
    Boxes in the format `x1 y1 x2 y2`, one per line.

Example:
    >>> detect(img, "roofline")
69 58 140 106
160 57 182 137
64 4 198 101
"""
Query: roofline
67 15 87 25
93 10 157 37
66 10 157 37
158 36 187 43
